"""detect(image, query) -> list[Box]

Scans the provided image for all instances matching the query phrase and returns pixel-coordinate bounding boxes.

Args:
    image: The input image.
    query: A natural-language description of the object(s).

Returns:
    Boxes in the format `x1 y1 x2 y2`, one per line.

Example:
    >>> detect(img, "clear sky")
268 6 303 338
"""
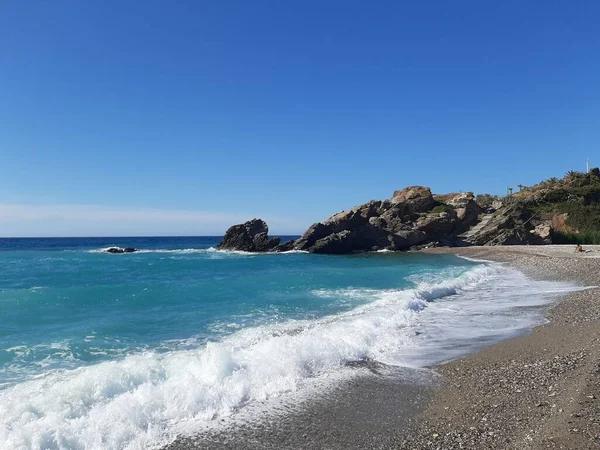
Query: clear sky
1 1 599 236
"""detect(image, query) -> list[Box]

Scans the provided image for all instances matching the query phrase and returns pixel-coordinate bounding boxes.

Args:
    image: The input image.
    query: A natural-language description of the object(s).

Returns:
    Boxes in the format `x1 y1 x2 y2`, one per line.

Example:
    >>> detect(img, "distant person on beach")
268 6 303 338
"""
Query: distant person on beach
575 244 584 253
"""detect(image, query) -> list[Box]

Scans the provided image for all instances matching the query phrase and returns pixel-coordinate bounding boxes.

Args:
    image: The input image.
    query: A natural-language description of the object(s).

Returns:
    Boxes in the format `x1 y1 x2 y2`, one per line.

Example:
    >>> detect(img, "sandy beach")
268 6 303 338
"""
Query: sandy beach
165 245 600 450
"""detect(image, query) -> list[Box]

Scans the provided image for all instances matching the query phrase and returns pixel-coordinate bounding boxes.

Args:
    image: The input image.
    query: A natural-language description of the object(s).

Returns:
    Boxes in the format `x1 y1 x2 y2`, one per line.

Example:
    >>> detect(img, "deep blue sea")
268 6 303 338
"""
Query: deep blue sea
0 237 577 449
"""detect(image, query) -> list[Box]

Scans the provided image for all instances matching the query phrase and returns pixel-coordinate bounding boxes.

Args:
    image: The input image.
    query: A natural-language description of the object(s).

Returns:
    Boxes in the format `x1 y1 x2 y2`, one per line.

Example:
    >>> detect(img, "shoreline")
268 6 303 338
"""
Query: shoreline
165 245 600 450
400 245 600 449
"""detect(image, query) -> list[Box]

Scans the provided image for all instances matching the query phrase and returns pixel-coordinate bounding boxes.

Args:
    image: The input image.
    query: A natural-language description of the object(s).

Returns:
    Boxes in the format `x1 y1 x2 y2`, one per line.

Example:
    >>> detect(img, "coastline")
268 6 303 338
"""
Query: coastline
400 245 600 449
164 245 600 450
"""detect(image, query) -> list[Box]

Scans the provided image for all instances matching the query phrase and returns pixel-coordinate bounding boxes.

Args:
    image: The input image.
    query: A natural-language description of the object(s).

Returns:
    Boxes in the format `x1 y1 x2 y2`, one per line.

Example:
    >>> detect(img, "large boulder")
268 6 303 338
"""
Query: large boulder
391 186 435 212
217 219 280 252
434 192 482 234
415 212 457 237
392 229 428 249
533 223 552 241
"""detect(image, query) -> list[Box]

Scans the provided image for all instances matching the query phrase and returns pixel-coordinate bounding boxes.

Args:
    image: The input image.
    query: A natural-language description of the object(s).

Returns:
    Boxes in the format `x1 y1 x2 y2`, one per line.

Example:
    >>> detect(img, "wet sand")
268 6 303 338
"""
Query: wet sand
164 245 600 450
164 366 434 450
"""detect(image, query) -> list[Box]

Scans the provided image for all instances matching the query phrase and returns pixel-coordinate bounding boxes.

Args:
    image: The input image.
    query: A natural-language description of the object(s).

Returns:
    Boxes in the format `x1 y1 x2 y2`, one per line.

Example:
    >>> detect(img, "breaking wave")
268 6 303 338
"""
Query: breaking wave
0 263 577 450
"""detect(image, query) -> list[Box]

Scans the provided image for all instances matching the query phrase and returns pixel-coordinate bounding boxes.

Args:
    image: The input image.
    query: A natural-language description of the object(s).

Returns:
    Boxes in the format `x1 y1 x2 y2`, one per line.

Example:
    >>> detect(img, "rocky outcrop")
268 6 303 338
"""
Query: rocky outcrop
218 187 567 254
217 219 281 252
106 247 137 253
271 240 297 252
293 187 482 254
218 169 600 253
463 202 549 246
434 192 481 234
391 186 435 212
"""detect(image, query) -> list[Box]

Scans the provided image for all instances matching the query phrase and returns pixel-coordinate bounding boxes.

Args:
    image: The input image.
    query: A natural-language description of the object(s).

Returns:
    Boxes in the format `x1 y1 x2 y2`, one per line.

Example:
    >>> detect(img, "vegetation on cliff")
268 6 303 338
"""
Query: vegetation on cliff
512 169 600 244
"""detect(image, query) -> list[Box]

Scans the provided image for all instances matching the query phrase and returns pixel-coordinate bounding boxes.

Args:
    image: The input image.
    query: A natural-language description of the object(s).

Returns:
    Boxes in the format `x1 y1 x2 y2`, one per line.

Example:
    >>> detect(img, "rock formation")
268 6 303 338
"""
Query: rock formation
462 202 549 246
217 219 281 252
217 187 484 254
106 247 137 253
293 187 481 253
217 169 600 253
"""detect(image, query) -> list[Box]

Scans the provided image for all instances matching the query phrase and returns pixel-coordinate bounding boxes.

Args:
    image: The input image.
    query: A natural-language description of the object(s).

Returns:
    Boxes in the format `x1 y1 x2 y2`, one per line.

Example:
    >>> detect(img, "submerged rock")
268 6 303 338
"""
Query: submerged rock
217 219 280 252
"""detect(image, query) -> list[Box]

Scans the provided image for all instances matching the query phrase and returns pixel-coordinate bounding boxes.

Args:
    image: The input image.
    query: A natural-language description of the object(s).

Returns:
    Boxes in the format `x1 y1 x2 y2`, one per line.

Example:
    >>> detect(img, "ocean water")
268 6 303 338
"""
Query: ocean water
0 237 578 450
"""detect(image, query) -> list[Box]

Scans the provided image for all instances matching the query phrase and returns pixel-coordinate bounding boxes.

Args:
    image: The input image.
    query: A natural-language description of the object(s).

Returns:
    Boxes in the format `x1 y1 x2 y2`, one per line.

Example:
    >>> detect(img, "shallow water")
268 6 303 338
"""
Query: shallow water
0 237 577 449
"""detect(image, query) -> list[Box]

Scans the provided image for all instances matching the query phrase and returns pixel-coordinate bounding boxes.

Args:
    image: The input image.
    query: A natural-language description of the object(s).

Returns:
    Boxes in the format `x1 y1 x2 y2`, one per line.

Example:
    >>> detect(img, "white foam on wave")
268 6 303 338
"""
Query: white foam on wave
0 263 579 450
211 248 309 256
137 248 210 254
88 247 212 254
87 247 308 256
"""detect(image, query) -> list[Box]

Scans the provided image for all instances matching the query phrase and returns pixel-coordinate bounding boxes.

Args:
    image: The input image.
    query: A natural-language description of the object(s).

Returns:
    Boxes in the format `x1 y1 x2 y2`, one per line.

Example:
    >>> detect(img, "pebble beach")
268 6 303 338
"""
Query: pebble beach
401 245 600 449
164 245 600 449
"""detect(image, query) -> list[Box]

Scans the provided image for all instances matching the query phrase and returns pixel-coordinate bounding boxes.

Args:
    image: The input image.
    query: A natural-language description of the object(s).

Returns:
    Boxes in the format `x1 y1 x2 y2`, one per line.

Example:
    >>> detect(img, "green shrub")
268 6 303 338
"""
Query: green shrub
541 189 571 203
553 230 600 245
475 194 499 208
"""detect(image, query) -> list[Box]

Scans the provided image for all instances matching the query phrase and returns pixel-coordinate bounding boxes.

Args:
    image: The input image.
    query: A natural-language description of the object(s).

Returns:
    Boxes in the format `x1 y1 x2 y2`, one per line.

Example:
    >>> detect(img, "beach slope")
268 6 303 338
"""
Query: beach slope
401 245 600 449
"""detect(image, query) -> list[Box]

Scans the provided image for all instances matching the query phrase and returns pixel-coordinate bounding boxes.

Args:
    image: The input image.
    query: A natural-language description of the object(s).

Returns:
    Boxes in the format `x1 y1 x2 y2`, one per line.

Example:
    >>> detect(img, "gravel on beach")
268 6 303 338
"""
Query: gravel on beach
398 246 600 450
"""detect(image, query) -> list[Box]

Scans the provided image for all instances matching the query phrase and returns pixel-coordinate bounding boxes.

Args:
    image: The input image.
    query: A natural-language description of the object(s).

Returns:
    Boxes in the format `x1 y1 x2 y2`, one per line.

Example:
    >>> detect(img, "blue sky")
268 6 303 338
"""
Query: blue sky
1 1 599 236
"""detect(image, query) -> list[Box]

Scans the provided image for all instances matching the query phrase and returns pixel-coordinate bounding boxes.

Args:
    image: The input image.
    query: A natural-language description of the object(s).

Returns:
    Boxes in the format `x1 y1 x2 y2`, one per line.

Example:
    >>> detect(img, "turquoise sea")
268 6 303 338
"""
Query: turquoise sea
0 237 577 449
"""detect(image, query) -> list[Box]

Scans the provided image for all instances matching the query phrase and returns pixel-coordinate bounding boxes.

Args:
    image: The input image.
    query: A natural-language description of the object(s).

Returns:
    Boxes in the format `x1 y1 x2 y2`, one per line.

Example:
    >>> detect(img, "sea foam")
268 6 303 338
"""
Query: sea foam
0 263 577 450
87 247 308 256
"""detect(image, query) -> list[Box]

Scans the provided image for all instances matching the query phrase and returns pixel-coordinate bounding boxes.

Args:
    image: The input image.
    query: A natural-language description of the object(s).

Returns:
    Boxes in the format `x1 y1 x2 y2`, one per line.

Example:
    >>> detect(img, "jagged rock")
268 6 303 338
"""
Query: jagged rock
217 219 280 252
464 203 546 246
272 240 296 252
252 232 281 252
106 247 137 254
308 230 354 254
393 229 428 248
491 199 504 210
444 192 480 220
434 192 482 231
219 184 553 255
293 186 480 254
391 186 435 212
532 223 552 241
416 213 456 237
